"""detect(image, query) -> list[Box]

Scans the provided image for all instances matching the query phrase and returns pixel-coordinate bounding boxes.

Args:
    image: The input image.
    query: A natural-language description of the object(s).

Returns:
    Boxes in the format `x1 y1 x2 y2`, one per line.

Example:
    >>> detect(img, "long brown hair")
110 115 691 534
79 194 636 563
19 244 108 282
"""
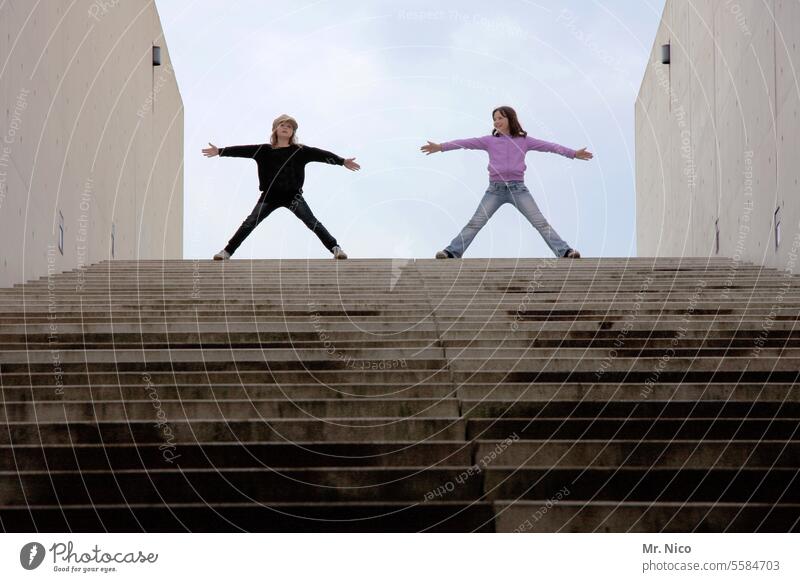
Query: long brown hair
491 106 527 137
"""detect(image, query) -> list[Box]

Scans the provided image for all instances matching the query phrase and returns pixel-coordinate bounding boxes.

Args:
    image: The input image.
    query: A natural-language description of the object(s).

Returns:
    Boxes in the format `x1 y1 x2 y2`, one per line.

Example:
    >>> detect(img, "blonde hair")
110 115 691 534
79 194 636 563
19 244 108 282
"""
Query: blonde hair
270 114 300 147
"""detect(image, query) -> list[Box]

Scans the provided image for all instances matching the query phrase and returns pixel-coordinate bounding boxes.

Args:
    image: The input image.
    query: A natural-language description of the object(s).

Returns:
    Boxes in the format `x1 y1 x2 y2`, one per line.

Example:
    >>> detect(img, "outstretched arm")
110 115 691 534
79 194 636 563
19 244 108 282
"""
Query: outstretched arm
421 136 489 155
219 144 266 158
525 136 593 160
302 146 360 171
302 146 344 165
201 143 266 158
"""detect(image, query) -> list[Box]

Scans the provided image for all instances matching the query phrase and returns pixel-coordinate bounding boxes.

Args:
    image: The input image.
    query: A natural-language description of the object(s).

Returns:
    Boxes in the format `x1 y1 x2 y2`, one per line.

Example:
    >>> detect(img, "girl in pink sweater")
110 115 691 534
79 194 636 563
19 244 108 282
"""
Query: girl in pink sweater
421 106 592 259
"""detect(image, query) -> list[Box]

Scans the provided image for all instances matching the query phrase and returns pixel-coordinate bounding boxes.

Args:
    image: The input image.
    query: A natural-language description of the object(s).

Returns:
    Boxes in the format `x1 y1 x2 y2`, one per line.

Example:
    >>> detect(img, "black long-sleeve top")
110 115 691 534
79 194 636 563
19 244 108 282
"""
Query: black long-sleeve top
219 143 344 200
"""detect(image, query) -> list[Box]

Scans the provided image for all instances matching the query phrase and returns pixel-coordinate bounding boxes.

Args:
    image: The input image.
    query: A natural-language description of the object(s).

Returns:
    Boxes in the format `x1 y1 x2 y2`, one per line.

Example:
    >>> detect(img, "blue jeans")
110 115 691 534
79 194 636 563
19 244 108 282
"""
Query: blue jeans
444 181 572 258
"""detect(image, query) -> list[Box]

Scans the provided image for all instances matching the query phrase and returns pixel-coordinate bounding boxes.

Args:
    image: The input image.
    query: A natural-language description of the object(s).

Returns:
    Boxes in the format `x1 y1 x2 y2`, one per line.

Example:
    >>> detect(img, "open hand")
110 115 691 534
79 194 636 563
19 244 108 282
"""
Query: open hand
202 142 219 157
344 158 360 171
420 141 442 155
575 148 593 161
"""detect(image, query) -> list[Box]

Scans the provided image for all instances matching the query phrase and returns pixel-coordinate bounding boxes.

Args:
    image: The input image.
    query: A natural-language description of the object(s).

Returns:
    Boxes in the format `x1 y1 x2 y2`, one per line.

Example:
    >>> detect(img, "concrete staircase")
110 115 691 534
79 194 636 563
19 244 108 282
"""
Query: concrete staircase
1 257 799 532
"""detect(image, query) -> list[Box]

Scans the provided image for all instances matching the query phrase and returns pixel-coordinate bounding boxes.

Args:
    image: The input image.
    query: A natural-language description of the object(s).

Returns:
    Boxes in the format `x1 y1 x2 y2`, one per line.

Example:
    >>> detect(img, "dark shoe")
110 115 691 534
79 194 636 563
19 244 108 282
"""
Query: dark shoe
435 250 454 259
563 249 581 259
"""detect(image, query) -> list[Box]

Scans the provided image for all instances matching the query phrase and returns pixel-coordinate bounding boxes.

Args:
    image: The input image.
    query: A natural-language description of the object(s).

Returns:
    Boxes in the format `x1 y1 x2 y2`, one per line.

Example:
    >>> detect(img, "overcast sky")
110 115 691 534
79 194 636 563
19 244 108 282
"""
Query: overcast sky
155 0 667 260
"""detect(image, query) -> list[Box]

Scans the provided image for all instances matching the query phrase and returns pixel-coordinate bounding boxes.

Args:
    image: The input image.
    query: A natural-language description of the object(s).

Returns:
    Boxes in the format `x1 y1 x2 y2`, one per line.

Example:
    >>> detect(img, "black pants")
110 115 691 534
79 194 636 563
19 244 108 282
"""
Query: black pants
224 193 338 255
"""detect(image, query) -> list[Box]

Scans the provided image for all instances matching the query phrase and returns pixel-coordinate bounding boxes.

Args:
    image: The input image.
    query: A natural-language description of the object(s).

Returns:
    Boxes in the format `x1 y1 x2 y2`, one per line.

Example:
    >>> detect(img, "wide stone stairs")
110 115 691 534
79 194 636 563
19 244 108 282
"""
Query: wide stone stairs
0 257 798 531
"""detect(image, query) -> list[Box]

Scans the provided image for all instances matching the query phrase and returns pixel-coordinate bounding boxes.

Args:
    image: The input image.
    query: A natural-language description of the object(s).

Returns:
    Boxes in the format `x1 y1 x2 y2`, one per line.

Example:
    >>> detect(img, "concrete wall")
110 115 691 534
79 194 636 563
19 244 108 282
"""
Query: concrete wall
636 0 800 269
0 0 183 287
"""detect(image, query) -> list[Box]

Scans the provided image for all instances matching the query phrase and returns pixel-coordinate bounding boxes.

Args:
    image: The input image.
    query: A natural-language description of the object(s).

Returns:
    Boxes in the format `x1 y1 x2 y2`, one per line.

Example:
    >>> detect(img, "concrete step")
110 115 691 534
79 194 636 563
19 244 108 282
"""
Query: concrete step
0 369 456 386
4 382 796 402
6 291 799 301
5 305 794 320
6 333 800 357
2 466 796 506
0 418 467 444
2 399 796 424
6 321 798 333
0 398 461 422
2 416 796 445
6 347 800 367
0 467 487 505
483 468 800 503
474 440 800 468
0 442 474 471
4 368 799 387
463 401 800 418
0 502 497 532
468 418 800 440
3 440 795 472
493 501 800 532
6 355 800 375
458 383 800 401
0 383 460 400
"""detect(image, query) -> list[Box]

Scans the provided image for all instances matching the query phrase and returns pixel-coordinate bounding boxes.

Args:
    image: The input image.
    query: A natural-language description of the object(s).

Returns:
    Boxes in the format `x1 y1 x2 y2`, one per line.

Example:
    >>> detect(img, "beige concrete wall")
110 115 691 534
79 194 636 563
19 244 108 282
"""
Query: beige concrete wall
636 0 800 270
0 0 183 287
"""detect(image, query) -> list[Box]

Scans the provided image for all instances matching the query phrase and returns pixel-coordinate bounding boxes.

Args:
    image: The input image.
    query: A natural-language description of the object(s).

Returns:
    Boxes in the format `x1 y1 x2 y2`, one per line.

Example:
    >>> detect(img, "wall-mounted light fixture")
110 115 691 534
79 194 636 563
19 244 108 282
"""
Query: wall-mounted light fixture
153 45 162 67
661 43 671 65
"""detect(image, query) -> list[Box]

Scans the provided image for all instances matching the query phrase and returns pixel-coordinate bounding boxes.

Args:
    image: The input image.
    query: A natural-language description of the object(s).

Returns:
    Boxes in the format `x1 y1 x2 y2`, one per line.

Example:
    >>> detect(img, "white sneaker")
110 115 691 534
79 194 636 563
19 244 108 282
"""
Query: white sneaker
213 249 231 261
332 246 348 260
